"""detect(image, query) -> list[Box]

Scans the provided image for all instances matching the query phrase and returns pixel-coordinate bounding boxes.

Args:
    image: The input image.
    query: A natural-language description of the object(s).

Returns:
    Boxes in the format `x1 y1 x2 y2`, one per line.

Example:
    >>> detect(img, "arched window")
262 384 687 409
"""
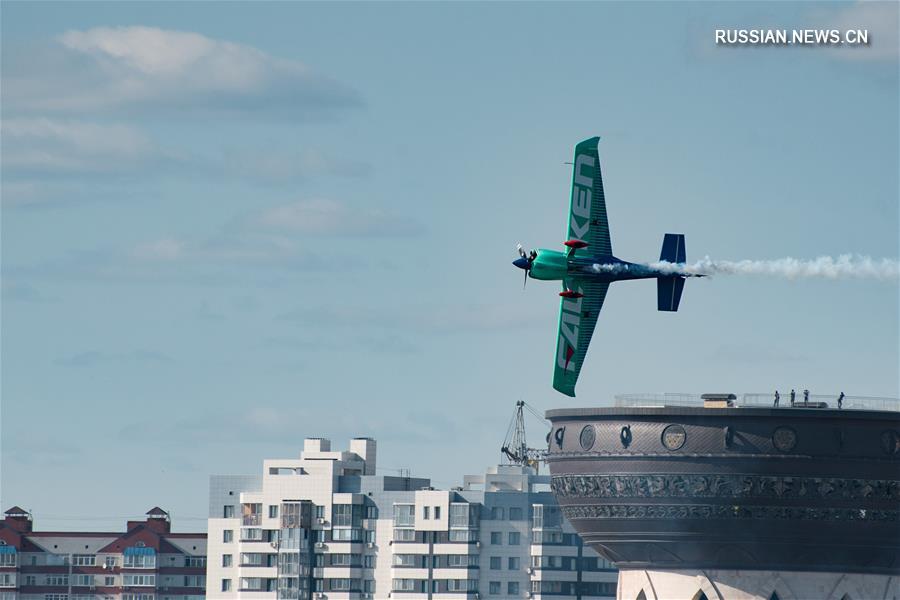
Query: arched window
691 591 709 600
636 591 647 600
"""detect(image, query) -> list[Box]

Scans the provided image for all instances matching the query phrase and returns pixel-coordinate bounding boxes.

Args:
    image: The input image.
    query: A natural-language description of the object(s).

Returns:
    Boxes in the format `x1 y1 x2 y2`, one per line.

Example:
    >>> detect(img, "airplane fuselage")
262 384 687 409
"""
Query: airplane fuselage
528 249 667 284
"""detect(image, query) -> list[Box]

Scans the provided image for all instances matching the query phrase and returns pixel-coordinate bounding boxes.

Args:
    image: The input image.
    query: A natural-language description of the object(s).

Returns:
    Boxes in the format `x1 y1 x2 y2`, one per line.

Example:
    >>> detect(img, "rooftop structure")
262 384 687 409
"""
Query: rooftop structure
0 506 206 600
207 437 618 599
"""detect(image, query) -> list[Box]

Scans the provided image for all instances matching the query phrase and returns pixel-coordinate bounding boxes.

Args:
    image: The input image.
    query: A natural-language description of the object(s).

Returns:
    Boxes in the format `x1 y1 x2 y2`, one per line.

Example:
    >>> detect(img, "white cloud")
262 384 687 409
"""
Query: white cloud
256 199 418 237
817 1 899 62
1 118 162 174
3 26 362 115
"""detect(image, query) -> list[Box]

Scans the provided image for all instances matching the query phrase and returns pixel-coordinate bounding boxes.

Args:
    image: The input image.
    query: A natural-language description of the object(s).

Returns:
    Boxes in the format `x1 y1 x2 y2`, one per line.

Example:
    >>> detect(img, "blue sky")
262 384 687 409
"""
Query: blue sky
2 1 897 531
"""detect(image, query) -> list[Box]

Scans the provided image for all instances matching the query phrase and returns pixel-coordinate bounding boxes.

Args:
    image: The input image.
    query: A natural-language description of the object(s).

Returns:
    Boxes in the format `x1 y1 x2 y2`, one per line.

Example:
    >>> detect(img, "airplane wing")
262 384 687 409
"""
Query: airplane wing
553 278 610 397
566 136 612 257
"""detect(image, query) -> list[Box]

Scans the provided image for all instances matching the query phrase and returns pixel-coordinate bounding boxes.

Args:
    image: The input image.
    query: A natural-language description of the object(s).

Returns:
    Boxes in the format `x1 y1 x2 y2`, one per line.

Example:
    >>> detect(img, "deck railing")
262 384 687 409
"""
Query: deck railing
614 392 899 412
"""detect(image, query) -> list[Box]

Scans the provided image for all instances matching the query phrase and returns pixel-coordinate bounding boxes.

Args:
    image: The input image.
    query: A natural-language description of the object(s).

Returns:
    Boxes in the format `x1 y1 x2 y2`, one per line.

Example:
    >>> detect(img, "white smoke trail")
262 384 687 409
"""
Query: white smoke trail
645 255 900 281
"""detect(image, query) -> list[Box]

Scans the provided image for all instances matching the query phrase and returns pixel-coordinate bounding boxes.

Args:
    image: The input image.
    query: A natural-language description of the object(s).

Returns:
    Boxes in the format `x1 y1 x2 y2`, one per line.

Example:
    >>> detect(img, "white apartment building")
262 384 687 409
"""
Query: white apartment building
206 437 616 600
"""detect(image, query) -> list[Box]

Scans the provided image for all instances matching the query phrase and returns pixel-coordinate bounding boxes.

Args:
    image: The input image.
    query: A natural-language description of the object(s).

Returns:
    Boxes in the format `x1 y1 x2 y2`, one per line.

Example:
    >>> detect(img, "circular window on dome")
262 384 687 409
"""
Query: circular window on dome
661 424 686 451
579 425 596 450
880 430 900 455
772 426 797 452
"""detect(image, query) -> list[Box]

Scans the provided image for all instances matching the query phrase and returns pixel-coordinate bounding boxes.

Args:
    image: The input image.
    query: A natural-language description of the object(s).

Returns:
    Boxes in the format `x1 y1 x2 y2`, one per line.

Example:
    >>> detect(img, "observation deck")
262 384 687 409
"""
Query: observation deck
545 393 900 575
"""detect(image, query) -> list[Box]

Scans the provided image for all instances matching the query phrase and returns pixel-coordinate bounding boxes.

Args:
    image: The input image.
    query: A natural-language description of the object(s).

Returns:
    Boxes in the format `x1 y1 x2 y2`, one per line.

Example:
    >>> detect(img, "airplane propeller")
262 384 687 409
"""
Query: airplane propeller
513 243 537 288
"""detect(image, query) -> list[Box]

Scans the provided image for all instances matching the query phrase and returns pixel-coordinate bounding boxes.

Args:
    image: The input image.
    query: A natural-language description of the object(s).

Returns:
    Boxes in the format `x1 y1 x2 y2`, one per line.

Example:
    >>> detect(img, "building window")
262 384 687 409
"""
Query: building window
394 528 416 542
448 529 476 542
24 576 36 586
365 505 378 519
240 528 263 541
315 505 325 519
122 548 156 569
268 505 278 519
393 504 415 527
223 529 233 543
221 579 232 592
330 554 354 567
393 554 420 568
122 574 155 586
449 502 475 528
46 575 69 586
508 531 521 545
333 504 362 528
434 506 441 519
447 554 477 567
222 554 232 567
508 557 520 570
223 505 235 518
489 581 501 595
489 557 501 570
509 507 524 520
332 528 361 542
490 532 502 545
532 504 560 529
423 506 431 520
104 556 117 568
242 503 262 526
508 581 520 595
72 555 95 566
75 574 93 586
184 575 206 588
185 556 206 568
105 576 115 585
240 553 266 567
392 579 423 593
364 555 375 569
491 506 505 520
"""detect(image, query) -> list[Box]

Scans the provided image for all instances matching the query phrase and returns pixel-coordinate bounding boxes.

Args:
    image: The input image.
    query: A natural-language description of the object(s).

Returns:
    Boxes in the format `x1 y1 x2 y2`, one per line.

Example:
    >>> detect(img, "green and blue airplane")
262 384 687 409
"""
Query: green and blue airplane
512 136 702 397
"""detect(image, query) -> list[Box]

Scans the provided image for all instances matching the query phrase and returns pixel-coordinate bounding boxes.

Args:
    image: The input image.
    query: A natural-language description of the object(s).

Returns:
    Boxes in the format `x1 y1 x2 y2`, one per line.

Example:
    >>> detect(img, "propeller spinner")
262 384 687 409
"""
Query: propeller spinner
513 244 536 288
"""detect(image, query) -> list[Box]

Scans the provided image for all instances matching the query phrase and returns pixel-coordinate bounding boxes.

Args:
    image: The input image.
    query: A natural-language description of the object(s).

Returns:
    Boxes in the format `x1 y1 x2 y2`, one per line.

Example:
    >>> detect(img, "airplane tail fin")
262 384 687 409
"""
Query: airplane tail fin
659 233 685 264
658 276 685 312
658 233 686 312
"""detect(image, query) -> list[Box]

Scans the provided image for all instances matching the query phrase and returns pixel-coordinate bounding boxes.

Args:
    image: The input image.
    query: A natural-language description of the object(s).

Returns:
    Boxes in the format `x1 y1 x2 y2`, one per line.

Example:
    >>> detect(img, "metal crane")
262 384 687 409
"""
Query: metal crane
500 400 549 471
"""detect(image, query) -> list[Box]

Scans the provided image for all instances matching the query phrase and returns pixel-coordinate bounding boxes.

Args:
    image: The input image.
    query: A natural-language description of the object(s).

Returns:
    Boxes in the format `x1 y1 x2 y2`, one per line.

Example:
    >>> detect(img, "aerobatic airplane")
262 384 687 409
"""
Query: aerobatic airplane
512 136 702 397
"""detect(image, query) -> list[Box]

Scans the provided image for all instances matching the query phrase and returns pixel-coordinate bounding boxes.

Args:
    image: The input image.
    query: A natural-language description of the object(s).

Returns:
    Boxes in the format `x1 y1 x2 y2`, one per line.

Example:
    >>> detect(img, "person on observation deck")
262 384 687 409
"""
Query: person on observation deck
790 389 796 407
774 390 780 407
803 389 810 404
838 391 845 409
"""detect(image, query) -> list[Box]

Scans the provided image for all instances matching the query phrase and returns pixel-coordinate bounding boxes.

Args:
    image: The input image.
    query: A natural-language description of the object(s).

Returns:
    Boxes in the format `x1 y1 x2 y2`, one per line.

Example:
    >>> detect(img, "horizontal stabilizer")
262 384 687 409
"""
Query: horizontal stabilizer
658 276 685 312
660 233 685 263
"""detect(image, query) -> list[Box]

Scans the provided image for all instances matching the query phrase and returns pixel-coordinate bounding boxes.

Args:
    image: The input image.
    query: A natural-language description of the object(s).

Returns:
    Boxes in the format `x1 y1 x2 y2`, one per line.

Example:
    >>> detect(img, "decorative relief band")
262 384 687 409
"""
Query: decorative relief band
561 503 899 522
551 473 900 502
